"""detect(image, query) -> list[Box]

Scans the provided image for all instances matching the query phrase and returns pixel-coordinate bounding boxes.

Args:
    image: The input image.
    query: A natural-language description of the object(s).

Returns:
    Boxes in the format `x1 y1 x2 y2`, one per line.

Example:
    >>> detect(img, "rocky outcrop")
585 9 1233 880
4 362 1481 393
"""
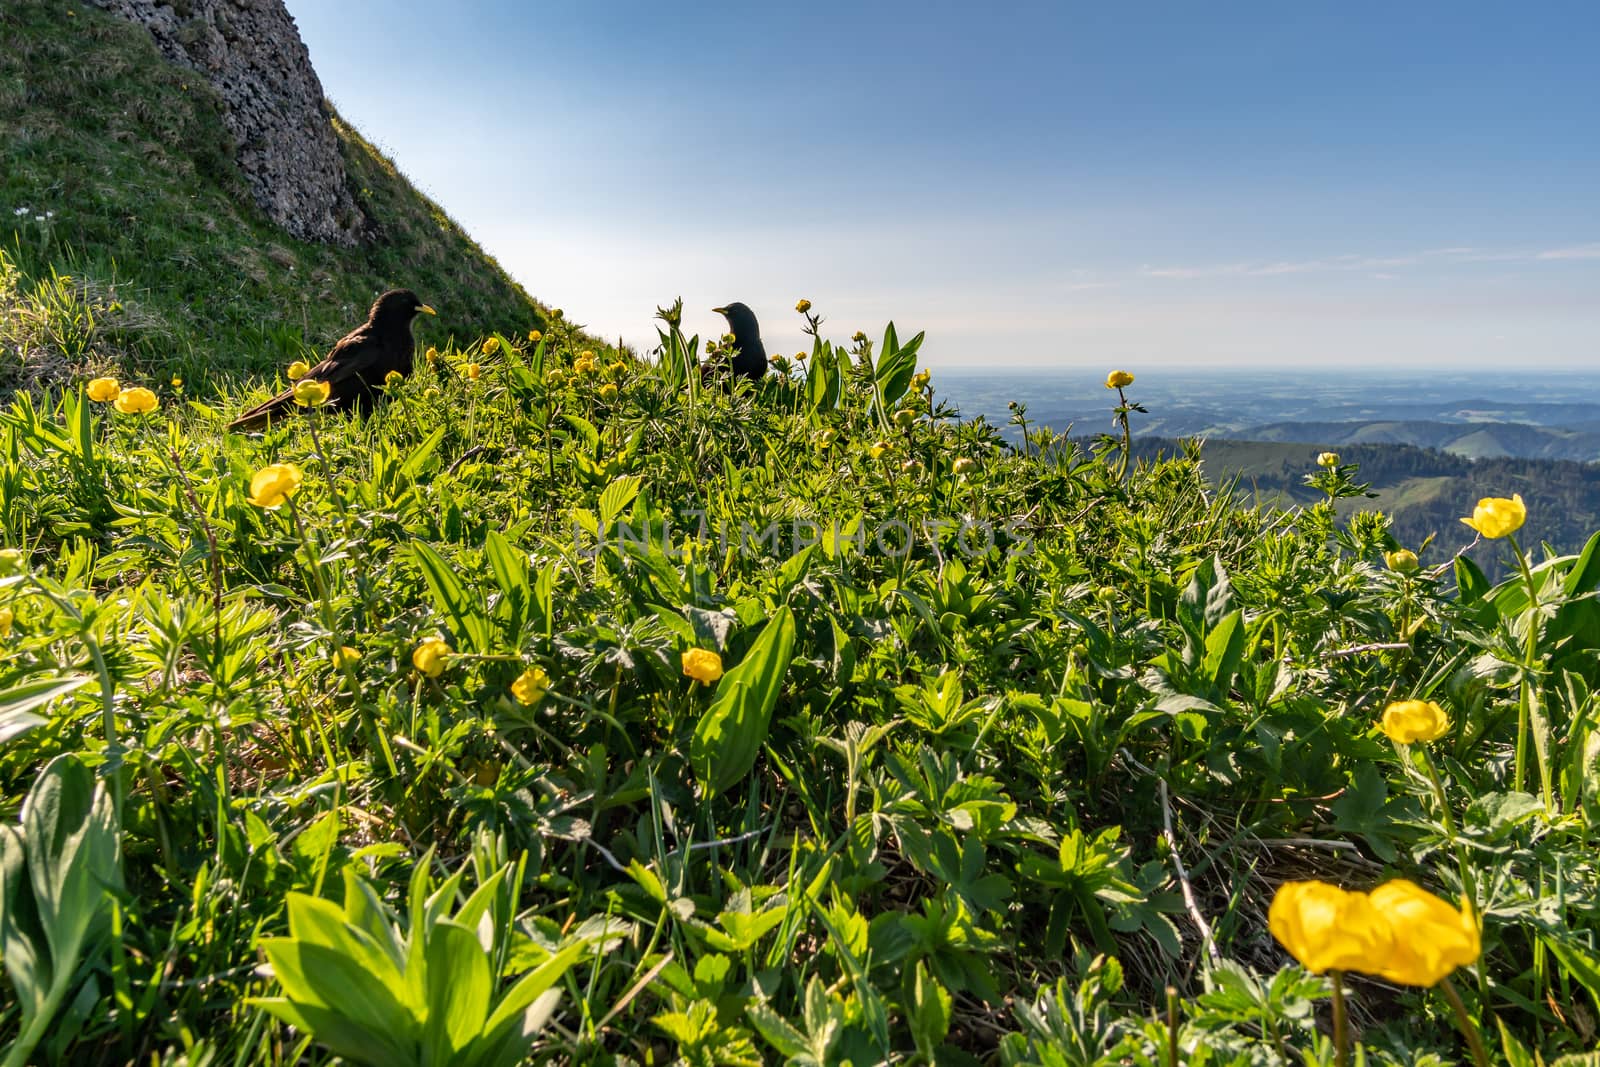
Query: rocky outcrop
85 0 364 245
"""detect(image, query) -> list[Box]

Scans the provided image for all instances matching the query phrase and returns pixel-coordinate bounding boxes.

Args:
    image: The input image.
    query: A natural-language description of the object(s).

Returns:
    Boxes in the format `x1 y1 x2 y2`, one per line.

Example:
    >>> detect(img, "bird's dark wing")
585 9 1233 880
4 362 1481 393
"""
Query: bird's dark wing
226 326 389 432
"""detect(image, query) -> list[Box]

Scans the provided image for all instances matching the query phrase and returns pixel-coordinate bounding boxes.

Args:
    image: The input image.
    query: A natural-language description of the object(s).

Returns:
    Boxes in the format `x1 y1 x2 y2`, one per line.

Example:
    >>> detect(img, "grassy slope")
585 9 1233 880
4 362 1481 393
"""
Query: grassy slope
1134 436 1600 578
0 0 560 392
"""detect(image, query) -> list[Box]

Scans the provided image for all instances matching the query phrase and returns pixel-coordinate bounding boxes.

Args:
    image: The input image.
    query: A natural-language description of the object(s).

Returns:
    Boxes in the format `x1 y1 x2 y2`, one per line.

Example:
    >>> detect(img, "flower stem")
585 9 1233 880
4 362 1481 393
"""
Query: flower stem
1439 976 1490 1067
1506 533 1547 806
1330 970 1349 1067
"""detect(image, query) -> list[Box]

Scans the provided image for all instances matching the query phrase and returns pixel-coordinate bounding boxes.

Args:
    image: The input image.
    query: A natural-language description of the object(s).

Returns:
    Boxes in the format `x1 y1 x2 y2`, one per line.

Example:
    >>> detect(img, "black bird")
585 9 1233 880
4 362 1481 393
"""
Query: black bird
706 302 768 381
228 289 435 432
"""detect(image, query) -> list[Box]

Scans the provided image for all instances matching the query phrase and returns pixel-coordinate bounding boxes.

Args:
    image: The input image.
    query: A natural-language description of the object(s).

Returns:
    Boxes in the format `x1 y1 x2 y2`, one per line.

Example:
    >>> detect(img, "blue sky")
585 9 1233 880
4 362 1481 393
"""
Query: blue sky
286 1 1599 369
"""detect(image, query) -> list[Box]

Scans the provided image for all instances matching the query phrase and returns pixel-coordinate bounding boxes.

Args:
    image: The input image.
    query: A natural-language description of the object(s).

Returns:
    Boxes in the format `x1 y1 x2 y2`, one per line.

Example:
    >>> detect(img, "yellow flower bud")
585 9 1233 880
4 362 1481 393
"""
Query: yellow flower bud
795 298 812 314
113 387 159 414
682 648 723 685
796 351 808 362
953 457 978 476
0 607 13 637
528 329 542 343
901 458 923 475
292 379 331 407
1105 370 1135 389
247 463 304 509
286 360 311 382
1384 548 1419 573
482 336 500 354
384 370 404 388
1380 699 1450 744
1317 451 1341 468
893 408 916 429
332 646 361 669
465 363 482 381
511 666 550 706
598 383 619 401
852 331 867 344
869 440 890 460
1460 493 1526 539
425 346 439 365
87 377 120 402
412 637 451 678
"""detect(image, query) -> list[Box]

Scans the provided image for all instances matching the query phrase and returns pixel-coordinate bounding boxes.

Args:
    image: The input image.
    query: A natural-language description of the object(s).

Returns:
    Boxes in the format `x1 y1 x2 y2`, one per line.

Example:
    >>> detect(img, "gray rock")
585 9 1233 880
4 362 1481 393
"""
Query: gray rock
86 0 365 245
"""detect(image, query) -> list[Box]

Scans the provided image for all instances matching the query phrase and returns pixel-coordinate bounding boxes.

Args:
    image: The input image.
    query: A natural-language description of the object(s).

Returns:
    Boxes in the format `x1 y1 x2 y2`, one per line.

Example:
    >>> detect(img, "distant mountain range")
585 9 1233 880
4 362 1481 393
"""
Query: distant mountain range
936 369 1600 462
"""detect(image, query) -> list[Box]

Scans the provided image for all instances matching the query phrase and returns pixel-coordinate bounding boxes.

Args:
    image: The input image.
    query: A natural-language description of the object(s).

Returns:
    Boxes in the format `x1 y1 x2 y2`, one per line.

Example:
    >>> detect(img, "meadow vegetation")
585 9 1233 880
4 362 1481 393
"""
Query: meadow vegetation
1 304 1599 1065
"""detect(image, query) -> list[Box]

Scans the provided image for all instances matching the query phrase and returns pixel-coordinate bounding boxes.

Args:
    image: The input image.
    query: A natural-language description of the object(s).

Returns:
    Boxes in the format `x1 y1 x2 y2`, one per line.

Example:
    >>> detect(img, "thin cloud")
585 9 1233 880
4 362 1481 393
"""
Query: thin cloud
1142 242 1600 280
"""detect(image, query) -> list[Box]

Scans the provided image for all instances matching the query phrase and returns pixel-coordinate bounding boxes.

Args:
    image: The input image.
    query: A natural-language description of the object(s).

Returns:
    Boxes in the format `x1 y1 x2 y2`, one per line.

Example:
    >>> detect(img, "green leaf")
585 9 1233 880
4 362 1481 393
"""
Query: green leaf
411 541 492 653
690 607 797 795
258 938 419 1052
874 325 923 409
1200 608 1245 693
480 940 585 1040
909 961 952 1062
422 919 492 1062
1455 554 1491 603
598 474 642 526
0 675 94 744
0 825 50 1022
250 995 415 1067
25 754 119 987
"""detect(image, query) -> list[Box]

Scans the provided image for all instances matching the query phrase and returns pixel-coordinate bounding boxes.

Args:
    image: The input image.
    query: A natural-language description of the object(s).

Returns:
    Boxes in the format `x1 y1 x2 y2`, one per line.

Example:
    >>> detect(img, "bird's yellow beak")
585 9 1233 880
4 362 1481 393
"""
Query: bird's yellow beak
711 306 728 316
417 304 437 316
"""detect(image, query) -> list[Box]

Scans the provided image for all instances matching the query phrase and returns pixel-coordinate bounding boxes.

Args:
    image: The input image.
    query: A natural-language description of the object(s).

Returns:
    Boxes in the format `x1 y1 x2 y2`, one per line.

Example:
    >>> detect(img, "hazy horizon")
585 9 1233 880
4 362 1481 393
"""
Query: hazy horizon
286 2 1600 371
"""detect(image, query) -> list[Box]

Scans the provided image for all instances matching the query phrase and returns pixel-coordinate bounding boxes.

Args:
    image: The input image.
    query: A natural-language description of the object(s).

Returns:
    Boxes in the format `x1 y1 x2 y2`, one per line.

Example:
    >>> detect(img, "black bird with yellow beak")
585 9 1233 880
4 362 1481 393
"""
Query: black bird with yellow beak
228 289 435 432
707 302 768 381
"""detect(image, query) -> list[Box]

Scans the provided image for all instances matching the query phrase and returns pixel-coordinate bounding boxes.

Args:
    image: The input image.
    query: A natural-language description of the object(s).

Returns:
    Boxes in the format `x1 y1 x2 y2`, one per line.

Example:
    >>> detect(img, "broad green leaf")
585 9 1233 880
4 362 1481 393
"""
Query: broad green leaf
422 919 492 1062
690 607 797 795
411 541 492 652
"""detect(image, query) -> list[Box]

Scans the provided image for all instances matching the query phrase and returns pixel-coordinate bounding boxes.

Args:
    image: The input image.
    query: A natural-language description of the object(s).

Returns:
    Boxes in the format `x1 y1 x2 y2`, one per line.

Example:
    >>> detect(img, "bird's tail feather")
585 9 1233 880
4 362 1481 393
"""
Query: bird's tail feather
226 388 295 432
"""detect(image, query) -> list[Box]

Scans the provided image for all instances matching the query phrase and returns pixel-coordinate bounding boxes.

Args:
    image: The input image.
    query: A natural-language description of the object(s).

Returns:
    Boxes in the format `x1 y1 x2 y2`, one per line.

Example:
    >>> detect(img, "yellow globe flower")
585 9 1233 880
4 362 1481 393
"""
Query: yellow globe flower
551 308 564 320
815 429 837 449
424 387 441 399
1269 880 1393 975
511 666 550 706
606 361 626 377
425 346 439 366
292 379 331 407
795 298 812 314
482 336 500 354
901 458 924 475
529 329 542 343
113 387 159 414
1367 880 1480 987
1381 699 1451 744
795 350 809 362
1317 451 1341 468
286 360 311 382
332 646 361 669
171 376 183 388
1385 548 1420 573
912 369 932 389
247 463 304 509
851 330 867 344
87 377 120 402
573 354 598 375
465 363 482 381
869 440 891 460
682 648 723 685
384 370 404 389
412 637 451 678
598 383 619 402
1105 370 1135 389
893 408 917 429
0 549 24 576
953 457 978 476
0 606 13 637
1460 493 1526 539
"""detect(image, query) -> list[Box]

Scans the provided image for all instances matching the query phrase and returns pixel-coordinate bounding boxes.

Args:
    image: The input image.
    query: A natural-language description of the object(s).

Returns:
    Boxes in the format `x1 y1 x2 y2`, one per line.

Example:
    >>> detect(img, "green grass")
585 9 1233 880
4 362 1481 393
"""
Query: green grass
0 0 571 394
2 315 1599 1064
